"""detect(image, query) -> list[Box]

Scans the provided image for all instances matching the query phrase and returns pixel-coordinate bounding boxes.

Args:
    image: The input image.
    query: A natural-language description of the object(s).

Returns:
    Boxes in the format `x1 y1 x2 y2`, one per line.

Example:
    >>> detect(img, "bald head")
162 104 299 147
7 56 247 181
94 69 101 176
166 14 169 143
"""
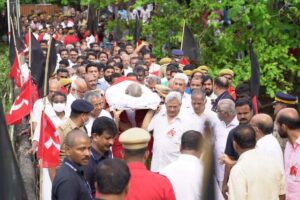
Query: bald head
276 108 299 122
85 73 97 90
251 113 274 136
125 83 142 97
48 79 61 101
64 129 90 147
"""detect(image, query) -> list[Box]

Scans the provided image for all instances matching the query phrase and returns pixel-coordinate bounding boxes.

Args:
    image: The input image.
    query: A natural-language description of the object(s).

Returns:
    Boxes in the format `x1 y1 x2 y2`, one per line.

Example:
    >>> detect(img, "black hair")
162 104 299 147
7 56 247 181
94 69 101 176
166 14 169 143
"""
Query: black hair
51 91 67 102
69 48 79 54
201 75 213 85
87 52 97 59
57 68 69 74
59 60 70 67
134 66 146 74
104 65 114 72
59 48 68 54
111 73 122 80
233 125 256 149
166 63 179 72
96 159 130 195
214 77 229 89
114 62 124 70
91 117 118 137
235 98 253 111
181 130 203 151
127 72 137 77
86 63 98 72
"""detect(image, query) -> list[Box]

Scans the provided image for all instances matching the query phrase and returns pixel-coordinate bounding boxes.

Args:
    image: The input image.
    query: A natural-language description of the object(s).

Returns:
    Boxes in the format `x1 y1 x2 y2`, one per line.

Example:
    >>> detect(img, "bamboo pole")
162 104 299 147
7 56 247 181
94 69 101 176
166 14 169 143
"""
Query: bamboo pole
180 20 186 50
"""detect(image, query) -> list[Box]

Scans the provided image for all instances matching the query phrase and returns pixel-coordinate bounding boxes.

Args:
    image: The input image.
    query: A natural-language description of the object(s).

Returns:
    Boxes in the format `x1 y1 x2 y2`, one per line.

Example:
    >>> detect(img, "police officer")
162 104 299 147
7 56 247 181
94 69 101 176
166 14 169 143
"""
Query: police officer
52 129 93 200
119 128 176 200
57 99 93 159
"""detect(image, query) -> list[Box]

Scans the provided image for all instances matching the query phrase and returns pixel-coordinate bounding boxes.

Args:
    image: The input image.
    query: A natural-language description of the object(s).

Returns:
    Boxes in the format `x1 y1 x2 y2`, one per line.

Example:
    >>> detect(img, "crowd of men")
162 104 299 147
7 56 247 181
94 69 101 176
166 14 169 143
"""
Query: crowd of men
17 5 300 200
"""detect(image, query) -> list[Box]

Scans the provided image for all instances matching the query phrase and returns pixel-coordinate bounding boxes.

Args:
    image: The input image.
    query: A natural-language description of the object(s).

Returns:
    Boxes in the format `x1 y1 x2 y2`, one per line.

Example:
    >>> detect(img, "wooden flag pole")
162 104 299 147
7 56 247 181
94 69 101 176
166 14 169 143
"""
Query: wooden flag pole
43 37 52 97
180 20 186 50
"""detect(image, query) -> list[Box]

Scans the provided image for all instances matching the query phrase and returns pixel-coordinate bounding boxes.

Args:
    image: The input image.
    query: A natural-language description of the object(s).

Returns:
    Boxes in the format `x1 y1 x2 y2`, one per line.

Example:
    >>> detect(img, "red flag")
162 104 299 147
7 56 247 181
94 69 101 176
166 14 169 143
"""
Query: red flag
8 55 22 88
37 111 60 168
180 56 189 65
6 79 32 125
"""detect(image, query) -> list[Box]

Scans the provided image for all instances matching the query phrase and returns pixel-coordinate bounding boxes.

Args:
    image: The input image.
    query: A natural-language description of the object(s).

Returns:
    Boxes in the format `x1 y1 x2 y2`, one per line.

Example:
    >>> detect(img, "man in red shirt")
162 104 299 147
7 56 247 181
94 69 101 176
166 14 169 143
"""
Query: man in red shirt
119 128 176 200
64 29 79 45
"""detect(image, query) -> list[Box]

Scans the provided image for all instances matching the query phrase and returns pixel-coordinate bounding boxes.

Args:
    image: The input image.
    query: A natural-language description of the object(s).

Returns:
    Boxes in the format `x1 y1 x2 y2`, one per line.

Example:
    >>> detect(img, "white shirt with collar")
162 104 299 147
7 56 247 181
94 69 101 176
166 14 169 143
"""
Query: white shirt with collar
148 109 190 172
214 116 239 182
160 154 203 200
32 97 55 124
256 134 284 169
85 110 112 137
181 93 192 109
66 93 76 114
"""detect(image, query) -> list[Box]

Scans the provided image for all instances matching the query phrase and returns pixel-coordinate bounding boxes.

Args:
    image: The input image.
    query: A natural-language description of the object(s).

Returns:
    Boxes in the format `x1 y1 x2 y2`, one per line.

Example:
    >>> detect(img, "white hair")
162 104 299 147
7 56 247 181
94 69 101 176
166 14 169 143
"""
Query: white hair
218 99 236 116
174 73 189 85
165 91 182 104
125 83 142 97
71 79 78 90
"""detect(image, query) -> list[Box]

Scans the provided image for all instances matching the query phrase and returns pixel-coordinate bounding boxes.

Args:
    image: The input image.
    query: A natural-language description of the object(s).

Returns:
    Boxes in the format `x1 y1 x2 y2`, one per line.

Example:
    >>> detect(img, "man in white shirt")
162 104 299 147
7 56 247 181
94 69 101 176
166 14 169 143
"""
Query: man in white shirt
173 73 192 109
143 53 160 76
250 113 284 168
66 77 87 113
186 89 219 134
84 91 112 136
228 125 285 200
148 91 189 172
160 130 203 200
32 79 61 132
215 99 239 189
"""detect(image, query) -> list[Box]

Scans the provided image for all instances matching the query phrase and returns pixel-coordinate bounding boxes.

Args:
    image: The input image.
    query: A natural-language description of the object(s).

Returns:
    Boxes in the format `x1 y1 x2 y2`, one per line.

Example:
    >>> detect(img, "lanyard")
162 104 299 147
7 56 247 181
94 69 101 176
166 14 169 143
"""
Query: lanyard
90 151 100 165
64 161 93 200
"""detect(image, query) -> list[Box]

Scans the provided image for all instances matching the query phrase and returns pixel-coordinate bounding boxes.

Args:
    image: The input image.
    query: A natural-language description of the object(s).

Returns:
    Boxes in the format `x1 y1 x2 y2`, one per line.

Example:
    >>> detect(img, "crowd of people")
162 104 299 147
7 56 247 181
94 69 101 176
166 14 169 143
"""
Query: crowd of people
14 5 300 200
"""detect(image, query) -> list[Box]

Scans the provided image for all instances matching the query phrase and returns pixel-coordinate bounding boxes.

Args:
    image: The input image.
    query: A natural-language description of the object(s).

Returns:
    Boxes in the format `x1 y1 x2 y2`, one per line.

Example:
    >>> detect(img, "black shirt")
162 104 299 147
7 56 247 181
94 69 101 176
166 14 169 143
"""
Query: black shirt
84 147 112 197
212 91 233 112
52 158 93 200
224 127 239 160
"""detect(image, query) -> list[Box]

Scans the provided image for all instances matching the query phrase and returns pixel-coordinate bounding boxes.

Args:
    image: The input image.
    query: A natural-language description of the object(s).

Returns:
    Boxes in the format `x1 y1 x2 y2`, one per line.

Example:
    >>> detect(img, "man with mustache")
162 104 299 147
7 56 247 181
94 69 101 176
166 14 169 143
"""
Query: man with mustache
52 129 93 200
221 98 254 199
84 116 118 198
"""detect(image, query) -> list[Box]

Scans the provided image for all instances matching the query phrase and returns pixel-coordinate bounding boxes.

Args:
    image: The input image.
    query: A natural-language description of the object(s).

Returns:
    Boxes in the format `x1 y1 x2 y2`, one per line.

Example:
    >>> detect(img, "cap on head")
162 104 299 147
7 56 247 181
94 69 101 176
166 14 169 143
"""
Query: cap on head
71 99 94 113
171 49 184 56
155 85 171 98
273 92 298 105
159 57 171 65
219 68 234 77
119 128 151 150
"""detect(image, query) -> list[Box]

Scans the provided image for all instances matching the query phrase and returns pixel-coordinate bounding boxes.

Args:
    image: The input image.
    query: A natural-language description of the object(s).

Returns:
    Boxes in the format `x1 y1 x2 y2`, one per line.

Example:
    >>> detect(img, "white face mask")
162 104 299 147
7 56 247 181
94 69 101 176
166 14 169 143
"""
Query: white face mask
53 103 66 113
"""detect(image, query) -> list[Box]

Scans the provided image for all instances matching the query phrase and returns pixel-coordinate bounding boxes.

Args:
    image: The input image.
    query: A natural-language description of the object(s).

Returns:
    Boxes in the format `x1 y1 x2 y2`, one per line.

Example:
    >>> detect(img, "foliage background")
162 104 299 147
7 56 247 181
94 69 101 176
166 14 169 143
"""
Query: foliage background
1 0 300 100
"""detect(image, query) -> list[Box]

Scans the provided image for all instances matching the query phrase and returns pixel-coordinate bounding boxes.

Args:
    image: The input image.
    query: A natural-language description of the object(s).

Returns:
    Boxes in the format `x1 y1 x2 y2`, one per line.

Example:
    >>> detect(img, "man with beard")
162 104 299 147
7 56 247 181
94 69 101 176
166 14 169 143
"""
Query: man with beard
276 108 300 200
84 117 117 198
97 66 114 92
52 129 93 200
66 77 88 113
69 48 79 67
202 75 217 103
221 98 254 199
85 74 98 91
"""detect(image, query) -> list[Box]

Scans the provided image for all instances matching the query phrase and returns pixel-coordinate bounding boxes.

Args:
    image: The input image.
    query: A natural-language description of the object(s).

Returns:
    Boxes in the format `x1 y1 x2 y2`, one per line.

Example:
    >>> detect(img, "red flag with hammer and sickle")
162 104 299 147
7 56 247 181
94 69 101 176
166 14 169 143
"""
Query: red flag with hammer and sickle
6 78 32 125
37 111 60 168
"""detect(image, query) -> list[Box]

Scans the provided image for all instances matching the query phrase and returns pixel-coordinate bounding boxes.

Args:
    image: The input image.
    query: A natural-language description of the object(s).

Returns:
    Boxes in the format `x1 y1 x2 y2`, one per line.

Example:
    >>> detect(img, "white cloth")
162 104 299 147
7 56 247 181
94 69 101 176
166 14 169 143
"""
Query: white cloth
160 154 203 200
214 117 239 182
124 67 133 76
228 149 285 200
148 109 190 172
148 63 160 74
42 168 52 200
66 93 76 114
105 80 161 110
20 63 30 85
33 111 68 142
32 98 55 124
185 108 219 135
181 93 192 109
86 34 96 48
85 110 112 137
256 134 284 169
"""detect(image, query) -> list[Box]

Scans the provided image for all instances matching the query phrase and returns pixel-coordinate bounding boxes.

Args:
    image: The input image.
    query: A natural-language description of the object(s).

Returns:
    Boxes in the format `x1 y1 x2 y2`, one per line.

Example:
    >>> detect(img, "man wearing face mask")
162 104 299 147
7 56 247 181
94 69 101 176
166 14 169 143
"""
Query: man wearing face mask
28 91 69 200
57 99 94 160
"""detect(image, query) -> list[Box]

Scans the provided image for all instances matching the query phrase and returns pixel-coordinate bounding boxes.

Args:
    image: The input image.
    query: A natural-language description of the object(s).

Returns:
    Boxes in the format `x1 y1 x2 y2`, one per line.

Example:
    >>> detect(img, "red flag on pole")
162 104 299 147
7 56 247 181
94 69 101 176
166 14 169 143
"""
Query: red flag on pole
8 53 22 88
6 78 32 125
37 111 60 168
180 56 189 65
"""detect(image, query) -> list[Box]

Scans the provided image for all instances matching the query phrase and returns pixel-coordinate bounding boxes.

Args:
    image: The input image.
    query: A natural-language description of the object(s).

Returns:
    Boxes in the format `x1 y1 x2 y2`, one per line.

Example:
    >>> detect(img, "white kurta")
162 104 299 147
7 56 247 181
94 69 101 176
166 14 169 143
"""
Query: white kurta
85 109 112 137
160 154 203 200
148 110 189 172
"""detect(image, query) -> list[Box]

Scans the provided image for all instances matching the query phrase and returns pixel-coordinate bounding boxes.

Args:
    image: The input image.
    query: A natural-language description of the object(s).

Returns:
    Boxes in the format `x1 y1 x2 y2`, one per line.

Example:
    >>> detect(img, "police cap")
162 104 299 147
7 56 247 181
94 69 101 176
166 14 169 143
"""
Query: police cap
71 99 94 113
119 128 151 150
